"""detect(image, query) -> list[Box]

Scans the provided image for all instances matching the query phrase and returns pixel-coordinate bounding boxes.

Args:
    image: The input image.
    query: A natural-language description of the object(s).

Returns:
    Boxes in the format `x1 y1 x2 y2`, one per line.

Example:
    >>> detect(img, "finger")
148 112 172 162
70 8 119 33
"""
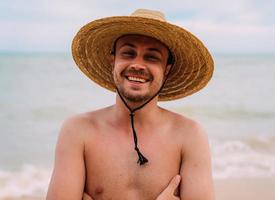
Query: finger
83 192 94 200
167 175 181 194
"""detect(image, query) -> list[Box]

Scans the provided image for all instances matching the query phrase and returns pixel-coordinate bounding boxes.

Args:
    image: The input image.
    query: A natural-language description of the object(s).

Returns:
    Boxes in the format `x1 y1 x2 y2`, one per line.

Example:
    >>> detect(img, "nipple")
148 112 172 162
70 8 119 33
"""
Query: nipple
94 186 104 195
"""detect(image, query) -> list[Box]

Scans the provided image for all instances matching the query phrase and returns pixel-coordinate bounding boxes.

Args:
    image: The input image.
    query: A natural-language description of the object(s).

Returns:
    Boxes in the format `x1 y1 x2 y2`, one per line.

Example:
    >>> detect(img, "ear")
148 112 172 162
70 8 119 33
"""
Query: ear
164 64 172 76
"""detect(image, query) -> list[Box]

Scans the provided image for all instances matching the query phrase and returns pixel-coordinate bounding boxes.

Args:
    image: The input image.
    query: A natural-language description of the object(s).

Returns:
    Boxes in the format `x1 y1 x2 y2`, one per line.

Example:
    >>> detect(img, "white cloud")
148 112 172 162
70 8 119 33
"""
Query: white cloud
0 0 274 52
177 19 275 53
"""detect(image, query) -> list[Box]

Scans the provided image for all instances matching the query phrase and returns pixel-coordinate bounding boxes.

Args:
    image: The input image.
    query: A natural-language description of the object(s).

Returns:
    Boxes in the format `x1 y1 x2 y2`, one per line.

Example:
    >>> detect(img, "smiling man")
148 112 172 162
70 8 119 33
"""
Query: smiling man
47 9 215 200
113 35 172 105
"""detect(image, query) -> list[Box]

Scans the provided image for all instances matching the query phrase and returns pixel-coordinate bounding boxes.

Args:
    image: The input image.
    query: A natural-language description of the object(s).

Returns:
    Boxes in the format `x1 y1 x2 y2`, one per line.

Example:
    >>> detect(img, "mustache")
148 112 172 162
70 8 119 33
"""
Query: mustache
122 68 153 80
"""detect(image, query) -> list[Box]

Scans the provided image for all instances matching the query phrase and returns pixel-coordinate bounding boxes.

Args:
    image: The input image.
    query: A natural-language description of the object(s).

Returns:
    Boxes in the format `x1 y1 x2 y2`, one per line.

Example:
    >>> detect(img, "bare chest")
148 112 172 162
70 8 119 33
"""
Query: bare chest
84 130 182 200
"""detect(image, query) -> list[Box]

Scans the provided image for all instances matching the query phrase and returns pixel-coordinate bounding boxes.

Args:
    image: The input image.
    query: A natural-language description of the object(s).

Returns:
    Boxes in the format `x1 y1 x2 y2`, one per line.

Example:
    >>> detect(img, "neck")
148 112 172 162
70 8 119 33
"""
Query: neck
114 94 160 124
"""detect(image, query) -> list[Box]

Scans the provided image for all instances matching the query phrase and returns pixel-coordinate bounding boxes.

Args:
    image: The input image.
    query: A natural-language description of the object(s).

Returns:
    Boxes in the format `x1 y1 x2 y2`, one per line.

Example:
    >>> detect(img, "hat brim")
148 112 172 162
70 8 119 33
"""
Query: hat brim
72 16 214 101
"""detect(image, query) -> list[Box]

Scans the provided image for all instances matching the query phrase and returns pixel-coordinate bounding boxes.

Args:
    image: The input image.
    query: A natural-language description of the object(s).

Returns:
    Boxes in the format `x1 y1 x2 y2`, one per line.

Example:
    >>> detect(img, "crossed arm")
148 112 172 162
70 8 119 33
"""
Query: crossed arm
46 118 214 200
82 175 182 200
46 117 86 199
178 123 215 200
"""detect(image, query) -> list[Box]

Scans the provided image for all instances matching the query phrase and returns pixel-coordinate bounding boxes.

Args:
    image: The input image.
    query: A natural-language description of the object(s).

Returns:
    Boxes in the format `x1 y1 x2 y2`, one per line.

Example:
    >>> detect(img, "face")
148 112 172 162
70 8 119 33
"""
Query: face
112 34 171 103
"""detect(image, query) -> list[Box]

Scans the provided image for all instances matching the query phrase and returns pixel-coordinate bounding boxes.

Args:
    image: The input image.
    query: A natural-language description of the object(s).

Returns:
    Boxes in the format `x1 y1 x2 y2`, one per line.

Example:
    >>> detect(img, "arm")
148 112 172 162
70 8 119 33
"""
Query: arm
180 123 215 200
46 117 86 200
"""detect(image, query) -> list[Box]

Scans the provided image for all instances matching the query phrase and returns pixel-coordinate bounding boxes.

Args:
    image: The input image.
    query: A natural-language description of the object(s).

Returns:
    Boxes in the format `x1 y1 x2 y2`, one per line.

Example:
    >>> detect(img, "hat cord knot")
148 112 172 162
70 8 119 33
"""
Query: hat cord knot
130 111 148 165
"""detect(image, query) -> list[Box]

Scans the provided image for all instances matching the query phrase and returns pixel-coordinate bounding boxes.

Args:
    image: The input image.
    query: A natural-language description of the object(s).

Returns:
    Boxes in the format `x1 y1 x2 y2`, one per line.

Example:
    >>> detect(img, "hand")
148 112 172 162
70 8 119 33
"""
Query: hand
82 192 94 200
156 175 181 200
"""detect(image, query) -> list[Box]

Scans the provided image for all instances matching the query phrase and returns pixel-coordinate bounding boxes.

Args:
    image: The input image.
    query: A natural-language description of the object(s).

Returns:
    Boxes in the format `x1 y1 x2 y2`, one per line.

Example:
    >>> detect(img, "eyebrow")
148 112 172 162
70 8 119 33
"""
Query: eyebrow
119 43 163 56
119 43 135 49
147 47 163 56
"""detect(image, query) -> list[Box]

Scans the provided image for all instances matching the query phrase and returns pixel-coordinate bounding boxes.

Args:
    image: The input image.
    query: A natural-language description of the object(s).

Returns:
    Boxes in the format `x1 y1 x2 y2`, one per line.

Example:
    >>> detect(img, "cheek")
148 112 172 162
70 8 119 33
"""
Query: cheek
153 69 167 85
113 59 129 73
152 65 166 77
113 62 126 82
113 60 122 73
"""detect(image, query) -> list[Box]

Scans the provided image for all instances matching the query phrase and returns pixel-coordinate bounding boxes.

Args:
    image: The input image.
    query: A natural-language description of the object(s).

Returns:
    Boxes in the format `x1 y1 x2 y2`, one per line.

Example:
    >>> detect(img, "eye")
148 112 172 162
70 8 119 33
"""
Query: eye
144 54 161 62
120 50 136 58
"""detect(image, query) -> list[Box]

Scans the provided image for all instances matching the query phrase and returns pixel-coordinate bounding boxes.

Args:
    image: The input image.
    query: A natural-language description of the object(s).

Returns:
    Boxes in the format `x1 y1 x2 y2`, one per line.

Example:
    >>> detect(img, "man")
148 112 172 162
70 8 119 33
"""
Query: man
47 9 214 200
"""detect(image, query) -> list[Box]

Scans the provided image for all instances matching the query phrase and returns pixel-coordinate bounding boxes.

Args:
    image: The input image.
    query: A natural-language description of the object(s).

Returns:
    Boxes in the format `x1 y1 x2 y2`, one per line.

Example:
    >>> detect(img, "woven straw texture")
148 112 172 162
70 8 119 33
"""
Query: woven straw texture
72 9 214 101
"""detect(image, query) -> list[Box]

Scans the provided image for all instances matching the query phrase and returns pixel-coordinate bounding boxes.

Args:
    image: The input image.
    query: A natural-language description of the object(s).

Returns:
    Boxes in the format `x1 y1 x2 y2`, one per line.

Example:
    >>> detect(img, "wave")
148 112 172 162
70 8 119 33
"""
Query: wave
1 137 275 197
211 136 275 179
0 165 50 198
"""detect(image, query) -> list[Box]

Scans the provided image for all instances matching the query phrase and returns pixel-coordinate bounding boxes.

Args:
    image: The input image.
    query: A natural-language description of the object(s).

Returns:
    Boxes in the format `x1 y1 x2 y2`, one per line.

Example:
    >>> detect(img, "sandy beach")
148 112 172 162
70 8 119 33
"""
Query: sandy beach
2 177 274 200
214 177 275 200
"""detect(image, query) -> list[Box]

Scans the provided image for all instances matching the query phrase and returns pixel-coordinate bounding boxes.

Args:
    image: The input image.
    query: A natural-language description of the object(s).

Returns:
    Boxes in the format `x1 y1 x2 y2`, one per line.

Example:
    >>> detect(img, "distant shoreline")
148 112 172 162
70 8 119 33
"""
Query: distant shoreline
1 51 275 57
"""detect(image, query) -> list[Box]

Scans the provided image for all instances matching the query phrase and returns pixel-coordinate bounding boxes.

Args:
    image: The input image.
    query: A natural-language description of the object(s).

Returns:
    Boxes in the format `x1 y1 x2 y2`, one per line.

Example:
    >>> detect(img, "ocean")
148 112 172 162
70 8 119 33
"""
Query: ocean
0 53 275 198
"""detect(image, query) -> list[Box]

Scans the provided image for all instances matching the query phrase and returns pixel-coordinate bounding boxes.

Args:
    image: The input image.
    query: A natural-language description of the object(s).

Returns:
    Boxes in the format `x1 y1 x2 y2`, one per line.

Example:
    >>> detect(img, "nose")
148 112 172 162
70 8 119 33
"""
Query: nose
129 63 146 71
129 54 147 70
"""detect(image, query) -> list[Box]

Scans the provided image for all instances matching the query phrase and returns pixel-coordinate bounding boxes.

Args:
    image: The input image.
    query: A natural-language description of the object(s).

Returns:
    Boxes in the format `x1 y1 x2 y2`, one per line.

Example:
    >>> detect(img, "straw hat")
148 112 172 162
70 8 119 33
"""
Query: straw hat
72 9 214 101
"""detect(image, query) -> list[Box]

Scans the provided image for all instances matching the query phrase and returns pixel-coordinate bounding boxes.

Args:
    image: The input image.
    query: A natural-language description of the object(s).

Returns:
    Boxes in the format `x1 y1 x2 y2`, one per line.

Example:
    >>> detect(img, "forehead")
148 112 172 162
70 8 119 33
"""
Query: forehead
115 34 169 53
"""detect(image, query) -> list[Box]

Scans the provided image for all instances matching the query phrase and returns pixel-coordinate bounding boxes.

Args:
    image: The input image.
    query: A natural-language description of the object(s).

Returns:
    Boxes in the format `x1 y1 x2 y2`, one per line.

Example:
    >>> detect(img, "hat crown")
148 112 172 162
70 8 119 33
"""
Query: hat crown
131 9 166 22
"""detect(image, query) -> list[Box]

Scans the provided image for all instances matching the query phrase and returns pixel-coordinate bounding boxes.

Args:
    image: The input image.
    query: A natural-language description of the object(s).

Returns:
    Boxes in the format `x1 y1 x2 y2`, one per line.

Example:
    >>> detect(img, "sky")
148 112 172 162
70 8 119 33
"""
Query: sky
0 0 275 53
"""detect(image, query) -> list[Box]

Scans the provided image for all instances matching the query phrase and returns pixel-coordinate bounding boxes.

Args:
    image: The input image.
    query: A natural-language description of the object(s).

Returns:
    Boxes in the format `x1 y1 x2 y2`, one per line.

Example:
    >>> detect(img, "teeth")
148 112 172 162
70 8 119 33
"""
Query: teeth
128 76 146 83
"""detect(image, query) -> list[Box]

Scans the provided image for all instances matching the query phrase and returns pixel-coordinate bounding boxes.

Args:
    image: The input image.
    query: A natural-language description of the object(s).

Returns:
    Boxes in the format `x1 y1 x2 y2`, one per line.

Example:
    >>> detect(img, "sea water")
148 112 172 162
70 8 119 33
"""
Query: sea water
0 53 275 197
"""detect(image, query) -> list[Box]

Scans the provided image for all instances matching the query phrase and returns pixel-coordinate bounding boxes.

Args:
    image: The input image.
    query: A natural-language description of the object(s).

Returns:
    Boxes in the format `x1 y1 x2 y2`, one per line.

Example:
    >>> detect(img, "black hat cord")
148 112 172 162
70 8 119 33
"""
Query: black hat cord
116 67 172 165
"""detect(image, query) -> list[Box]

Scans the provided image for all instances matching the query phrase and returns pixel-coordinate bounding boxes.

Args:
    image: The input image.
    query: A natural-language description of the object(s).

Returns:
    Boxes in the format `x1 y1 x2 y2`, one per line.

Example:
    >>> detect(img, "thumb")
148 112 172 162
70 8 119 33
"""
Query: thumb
167 175 181 193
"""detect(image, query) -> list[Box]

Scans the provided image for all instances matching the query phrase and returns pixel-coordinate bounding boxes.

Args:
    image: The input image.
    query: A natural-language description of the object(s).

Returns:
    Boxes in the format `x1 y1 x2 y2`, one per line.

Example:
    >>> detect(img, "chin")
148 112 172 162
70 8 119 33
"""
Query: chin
121 90 153 103
125 94 151 103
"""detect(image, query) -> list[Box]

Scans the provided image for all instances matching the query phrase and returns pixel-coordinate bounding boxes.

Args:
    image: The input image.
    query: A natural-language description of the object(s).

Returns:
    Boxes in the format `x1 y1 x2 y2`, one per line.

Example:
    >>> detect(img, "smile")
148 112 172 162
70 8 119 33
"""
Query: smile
126 76 147 83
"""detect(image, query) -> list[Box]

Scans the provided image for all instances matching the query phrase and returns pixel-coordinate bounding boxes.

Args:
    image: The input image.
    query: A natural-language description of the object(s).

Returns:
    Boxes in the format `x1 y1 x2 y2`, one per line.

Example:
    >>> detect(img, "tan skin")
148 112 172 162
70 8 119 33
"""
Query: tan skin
46 35 214 200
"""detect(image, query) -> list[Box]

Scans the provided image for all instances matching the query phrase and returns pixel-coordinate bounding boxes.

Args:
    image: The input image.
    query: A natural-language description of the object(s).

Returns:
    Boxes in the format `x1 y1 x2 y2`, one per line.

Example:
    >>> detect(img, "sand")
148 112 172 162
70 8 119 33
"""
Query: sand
214 177 275 200
2 177 275 200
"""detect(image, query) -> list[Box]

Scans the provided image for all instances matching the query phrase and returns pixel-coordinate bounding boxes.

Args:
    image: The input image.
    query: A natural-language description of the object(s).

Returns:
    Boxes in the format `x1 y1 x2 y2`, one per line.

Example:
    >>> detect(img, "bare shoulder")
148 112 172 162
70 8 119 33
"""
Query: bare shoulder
161 108 209 146
60 106 112 136
47 108 113 200
165 109 211 161
62 107 108 126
